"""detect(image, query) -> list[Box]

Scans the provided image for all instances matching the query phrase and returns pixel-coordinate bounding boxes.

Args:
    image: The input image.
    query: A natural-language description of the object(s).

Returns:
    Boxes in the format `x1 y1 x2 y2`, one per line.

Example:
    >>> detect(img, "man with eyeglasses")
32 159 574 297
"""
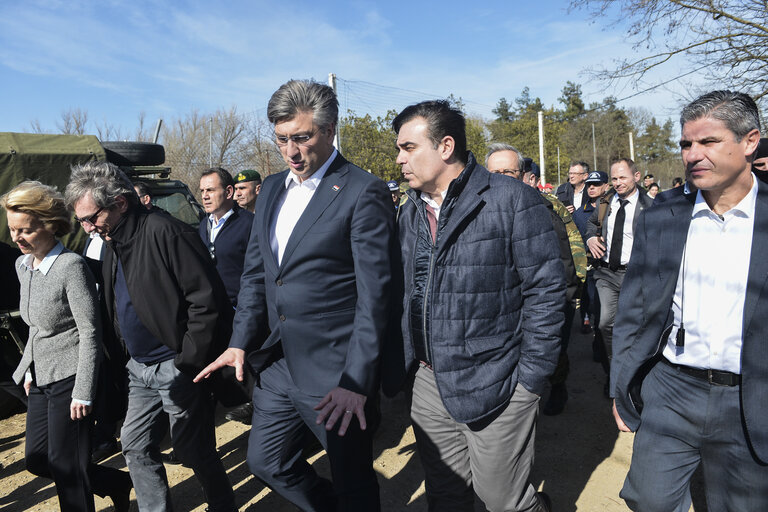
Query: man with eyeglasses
486 143 586 416
556 161 590 214
66 161 237 512
196 79 394 511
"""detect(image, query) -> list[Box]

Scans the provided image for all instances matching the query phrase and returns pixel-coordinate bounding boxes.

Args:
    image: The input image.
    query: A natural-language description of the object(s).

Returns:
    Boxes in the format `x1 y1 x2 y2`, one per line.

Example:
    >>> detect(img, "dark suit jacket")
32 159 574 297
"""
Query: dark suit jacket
229 154 395 398
585 188 654 242
612 180 768 463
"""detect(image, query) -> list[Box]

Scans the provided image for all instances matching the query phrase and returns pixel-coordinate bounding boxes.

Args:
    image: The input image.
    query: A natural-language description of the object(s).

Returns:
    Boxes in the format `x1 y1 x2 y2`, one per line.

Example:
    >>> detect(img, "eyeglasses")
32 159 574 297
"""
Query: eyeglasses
274 129 318 147
568 171 587 176
75 206 105 226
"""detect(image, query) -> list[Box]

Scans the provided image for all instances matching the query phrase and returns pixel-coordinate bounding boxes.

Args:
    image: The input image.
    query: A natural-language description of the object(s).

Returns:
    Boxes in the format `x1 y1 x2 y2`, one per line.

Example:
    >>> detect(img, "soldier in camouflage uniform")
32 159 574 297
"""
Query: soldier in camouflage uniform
486 144 585 416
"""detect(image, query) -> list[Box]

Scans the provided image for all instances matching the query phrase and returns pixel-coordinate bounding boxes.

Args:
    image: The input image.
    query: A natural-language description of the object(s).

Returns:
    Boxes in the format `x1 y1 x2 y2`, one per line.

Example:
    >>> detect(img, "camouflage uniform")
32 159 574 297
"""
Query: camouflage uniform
543 193 587 286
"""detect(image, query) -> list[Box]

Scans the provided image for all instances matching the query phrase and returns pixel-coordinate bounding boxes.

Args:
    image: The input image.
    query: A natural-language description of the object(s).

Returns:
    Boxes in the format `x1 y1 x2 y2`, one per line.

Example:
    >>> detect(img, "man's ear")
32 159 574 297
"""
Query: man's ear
439 136 456 162
116 194 130 213
744 128 760 159
225 185 235 200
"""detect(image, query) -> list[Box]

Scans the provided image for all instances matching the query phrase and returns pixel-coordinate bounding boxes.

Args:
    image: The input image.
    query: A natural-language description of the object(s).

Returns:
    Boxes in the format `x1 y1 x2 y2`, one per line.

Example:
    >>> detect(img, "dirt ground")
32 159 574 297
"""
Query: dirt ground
0 325 664 511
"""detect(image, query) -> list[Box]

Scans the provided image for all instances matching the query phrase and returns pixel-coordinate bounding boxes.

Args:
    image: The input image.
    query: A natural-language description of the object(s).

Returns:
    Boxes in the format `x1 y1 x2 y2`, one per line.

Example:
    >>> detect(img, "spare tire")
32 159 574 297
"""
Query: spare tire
102 141 165 166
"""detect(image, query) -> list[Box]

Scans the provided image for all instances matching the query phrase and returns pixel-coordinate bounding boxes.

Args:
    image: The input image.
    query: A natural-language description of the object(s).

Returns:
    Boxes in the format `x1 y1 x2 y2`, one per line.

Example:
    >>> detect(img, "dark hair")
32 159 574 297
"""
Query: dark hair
570 161 590 173
648 183 660 191
672 177 684 186
680 90 760 140
133 182 152 198
201 167 235 189
392 100 468 164
610 158 638 175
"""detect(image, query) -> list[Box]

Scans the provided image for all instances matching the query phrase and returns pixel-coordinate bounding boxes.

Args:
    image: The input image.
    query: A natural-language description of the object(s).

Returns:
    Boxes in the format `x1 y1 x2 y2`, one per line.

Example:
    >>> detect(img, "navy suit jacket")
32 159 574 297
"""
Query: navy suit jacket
229 154 395 398
612 179 768 463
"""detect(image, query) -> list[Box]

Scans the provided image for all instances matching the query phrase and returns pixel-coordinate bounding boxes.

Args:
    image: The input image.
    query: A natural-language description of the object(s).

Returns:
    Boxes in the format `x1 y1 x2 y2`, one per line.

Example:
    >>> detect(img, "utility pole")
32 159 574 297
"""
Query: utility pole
629 131 635 161
152 119 163 145
329 73 341 151
538 111 546 185
592 123 597 172
557 146 561 185
209 117 213 167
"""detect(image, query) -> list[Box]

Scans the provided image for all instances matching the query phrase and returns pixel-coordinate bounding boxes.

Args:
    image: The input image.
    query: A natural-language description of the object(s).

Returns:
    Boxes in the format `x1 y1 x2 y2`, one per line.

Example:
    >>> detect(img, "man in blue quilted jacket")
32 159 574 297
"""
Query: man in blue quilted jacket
384 100 565 512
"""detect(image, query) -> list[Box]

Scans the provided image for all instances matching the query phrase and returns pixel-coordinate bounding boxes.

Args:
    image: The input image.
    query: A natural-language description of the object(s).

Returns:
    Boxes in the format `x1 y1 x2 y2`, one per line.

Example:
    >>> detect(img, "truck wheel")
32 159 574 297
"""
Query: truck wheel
102 141 165 166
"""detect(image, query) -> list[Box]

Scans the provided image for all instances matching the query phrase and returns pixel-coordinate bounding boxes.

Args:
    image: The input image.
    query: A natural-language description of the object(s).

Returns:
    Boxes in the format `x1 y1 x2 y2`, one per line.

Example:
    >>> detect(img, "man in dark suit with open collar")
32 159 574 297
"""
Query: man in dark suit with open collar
196 79 394 511
585 159 653 389
611 90 768 511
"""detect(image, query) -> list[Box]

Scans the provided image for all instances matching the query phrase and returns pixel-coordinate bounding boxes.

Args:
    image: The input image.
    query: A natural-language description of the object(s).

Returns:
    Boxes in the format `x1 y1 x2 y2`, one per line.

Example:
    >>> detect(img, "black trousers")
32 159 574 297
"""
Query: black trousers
247 358 381 512
25 375 132 512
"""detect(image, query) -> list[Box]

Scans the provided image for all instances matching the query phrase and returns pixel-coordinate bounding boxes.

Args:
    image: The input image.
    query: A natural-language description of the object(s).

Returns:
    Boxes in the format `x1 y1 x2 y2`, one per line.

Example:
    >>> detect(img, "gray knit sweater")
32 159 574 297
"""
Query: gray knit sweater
12 246 101 402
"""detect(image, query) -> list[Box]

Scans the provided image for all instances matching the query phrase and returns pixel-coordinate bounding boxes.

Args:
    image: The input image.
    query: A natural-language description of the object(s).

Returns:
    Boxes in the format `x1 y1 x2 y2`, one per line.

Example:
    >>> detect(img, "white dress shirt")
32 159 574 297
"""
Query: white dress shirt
604 188 639 265
208 208 234 243
420 190 447 219
663 176 757 373
270 149 336 265
573 186 585 211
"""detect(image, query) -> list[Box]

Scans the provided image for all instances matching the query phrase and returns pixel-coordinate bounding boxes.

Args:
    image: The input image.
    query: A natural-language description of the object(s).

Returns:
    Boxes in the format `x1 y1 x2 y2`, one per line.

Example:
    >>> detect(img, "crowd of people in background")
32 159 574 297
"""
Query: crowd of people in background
1 81 766 512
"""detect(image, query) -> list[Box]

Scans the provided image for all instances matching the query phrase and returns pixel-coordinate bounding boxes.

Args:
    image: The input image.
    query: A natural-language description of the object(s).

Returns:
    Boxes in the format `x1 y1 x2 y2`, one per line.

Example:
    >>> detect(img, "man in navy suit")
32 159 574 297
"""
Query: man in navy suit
196 79 394 511
612 90 768 511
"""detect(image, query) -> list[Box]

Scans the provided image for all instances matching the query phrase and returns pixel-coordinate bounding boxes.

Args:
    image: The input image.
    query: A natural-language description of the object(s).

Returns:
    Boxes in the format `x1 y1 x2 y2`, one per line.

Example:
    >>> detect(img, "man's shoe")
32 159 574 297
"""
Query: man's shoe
91 439 120 463
162 450 182 465
543 383 567 416
537 491 552 512
225 402 253 425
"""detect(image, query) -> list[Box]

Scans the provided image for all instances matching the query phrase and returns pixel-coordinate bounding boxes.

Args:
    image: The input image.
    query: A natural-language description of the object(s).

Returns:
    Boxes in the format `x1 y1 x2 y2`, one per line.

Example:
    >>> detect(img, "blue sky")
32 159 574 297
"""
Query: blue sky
1 0 696 135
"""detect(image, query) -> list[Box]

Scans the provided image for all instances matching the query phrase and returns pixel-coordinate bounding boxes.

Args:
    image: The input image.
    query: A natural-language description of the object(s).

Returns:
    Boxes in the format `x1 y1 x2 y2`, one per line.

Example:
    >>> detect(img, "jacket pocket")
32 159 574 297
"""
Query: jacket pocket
465 335 505 356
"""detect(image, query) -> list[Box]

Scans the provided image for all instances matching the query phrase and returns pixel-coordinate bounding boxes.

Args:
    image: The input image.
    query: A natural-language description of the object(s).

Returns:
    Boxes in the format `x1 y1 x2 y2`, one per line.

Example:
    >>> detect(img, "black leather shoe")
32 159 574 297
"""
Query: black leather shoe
225 402 254 425
543 383 567 416
162 450 182 465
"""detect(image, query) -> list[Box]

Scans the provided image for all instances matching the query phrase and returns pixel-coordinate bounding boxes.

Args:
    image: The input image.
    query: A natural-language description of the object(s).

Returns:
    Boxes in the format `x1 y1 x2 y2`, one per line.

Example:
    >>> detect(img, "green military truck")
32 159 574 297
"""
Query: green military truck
0 132 204 417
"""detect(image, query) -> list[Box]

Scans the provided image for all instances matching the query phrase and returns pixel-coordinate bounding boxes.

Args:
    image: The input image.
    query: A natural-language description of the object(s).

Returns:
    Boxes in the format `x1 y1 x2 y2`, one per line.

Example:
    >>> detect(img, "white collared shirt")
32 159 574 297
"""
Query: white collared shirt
604 188 640 265
270 149 337 265
663 176 757 373
573 186 585 210
208 208 235 243
420 190 448 220
20 241 64 274
85 233 104 261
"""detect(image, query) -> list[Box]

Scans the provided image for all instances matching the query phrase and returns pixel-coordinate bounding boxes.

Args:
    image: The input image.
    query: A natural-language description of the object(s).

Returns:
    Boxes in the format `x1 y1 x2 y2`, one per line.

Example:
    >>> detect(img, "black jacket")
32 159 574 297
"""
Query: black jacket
198 206 254 307
385 154 565 423
102 207 233 376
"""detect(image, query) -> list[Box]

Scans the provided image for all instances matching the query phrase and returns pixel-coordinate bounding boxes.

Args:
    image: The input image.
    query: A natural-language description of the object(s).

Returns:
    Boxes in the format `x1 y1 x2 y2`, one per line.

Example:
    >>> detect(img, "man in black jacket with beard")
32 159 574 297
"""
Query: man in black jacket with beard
66 161 236 512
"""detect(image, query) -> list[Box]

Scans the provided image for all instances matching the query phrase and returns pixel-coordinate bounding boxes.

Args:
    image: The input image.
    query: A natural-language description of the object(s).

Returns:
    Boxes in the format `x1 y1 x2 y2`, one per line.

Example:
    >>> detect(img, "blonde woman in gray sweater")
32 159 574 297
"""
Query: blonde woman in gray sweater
2 181 132 512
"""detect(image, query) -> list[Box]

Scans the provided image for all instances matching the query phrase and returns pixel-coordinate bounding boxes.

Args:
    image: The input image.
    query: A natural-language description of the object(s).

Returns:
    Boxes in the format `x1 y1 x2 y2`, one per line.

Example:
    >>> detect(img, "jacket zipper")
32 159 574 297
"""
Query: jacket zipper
415 201 436 365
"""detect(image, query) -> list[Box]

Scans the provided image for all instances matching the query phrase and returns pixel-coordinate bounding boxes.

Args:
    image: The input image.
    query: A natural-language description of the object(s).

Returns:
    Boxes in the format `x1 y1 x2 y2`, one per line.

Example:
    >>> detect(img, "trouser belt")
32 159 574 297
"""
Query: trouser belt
662 357 741 386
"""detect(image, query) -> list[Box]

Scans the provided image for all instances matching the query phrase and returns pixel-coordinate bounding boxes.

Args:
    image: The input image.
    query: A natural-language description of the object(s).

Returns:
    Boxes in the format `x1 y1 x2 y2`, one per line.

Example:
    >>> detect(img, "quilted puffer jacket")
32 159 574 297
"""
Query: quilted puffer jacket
390 153 566 423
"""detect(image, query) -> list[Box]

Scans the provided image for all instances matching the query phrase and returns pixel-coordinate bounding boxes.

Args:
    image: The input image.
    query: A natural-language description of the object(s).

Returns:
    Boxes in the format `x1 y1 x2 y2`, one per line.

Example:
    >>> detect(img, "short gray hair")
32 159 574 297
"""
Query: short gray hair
485 142 524 169
65 161 138 208
680 90 760 141
267 79 339 130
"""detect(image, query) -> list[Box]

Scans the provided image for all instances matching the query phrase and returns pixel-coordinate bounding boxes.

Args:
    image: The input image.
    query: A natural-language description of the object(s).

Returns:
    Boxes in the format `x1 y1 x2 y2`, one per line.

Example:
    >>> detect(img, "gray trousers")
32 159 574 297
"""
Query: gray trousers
593 266 626 362
622 361 768 512
411 365 547 512
121 358 235 512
